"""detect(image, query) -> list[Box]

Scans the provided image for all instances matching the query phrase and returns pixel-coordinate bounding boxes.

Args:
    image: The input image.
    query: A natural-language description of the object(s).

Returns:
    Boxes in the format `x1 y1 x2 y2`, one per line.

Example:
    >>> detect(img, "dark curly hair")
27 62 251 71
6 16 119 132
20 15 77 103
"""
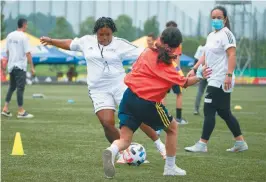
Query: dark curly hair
93 17 117 34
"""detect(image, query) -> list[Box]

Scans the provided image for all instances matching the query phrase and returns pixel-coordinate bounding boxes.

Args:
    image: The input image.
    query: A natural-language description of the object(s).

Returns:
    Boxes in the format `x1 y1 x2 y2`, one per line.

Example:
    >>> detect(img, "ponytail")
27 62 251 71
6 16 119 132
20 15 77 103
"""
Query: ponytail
154 42 176 65
225 17 231 30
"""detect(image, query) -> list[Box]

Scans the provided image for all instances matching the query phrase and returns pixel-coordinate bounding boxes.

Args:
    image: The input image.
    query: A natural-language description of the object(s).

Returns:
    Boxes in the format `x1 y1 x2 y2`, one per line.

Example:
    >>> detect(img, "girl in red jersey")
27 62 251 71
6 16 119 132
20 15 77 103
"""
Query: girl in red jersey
102 27 211 178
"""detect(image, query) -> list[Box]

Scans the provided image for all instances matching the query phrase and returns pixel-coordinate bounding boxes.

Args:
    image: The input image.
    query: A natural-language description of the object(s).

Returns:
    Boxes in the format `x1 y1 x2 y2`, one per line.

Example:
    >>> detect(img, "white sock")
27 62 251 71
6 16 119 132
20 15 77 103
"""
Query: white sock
107 144 119 161
154 138 162 147
166 156 176 167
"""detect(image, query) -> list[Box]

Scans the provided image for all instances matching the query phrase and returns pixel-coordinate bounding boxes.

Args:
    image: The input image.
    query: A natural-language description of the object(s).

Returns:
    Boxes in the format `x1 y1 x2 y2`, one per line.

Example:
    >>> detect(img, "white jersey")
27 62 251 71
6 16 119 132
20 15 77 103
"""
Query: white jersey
205 27 236 92
194 45 205 60
70 35 144 90
6 31 30 73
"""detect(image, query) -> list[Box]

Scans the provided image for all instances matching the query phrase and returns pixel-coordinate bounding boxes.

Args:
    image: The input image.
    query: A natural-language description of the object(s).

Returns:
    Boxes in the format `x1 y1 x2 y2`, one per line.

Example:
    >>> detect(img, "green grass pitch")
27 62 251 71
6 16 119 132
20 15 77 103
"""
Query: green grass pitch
1 85 266 182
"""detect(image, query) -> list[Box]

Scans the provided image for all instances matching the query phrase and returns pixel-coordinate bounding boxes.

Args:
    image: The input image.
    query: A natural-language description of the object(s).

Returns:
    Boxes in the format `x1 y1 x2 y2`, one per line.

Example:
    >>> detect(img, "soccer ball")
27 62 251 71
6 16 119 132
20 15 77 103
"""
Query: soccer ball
123 143 146 166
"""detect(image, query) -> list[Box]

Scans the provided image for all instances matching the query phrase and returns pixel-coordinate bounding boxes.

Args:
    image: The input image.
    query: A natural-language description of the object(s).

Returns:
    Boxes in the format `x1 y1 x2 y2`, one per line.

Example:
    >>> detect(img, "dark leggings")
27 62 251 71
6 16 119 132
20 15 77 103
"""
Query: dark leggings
5 68 26 107
201 86 242 140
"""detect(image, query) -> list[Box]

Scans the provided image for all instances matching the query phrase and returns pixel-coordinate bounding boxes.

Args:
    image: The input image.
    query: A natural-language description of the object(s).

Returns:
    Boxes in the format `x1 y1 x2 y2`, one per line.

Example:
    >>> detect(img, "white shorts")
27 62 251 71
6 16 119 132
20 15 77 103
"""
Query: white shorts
88 82 127 113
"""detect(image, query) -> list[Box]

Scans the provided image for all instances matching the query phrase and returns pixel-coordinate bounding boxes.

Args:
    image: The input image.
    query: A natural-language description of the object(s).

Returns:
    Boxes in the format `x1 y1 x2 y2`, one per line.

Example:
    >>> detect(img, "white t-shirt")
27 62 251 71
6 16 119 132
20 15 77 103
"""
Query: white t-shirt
6 31 30 73
205 27 236 92
70 35 144 89
194 45 205 60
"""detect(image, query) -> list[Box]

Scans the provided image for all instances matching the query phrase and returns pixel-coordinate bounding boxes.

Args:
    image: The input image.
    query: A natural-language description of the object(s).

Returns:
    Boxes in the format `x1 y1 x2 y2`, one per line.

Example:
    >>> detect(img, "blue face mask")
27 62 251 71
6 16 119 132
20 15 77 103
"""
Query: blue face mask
212 19 224 30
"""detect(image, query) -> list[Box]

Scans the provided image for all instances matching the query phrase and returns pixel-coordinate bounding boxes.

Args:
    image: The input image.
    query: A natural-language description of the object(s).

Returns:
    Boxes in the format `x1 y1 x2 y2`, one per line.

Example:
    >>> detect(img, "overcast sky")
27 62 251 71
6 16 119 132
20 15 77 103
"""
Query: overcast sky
3 0 266 35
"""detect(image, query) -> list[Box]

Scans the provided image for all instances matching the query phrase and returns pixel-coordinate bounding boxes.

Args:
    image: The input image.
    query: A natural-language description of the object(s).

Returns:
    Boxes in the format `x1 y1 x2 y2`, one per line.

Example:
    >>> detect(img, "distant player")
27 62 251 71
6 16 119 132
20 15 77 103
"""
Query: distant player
146 32 156 48
162 21 188 125
2 18 35 118
102 27 211 178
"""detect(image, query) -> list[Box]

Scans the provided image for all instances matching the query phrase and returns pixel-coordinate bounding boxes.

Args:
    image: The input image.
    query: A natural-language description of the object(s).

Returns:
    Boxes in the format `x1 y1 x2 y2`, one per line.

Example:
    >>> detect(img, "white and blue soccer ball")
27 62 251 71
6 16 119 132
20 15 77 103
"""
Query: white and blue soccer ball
123 143 146 166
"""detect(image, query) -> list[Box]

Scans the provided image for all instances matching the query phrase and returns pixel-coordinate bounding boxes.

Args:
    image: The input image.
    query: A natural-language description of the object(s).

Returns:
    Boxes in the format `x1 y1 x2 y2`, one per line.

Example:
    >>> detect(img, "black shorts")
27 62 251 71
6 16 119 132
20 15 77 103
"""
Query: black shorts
119 88 173 132
167 85 182 94
205 86 231 110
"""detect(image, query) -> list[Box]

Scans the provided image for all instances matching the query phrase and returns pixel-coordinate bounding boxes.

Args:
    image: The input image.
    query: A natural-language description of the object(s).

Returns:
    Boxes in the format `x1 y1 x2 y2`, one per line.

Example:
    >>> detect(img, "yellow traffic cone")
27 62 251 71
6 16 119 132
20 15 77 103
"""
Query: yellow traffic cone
234 105 242 110
11 132 25 155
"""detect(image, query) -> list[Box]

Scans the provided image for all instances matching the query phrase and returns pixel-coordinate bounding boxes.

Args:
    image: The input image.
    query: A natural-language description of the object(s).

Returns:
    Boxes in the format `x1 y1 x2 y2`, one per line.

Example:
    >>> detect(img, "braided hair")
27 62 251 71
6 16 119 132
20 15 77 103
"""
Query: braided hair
93 17 117 34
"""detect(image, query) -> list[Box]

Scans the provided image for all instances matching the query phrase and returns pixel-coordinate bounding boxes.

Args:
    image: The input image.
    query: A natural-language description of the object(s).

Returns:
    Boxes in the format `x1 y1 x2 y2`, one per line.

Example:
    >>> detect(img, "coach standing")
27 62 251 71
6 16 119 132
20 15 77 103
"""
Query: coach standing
1 18 35 119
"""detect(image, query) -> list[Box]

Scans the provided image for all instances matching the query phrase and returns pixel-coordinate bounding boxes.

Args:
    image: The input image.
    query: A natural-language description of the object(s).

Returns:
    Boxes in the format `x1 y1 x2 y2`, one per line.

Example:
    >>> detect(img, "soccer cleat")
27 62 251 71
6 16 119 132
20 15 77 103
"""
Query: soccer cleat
17 111 34 119
226 141 248 152
103 149 115 178
1 110 12 117
163 165 187 176
184 141 208 152
155 142 166 160
176 118 188 125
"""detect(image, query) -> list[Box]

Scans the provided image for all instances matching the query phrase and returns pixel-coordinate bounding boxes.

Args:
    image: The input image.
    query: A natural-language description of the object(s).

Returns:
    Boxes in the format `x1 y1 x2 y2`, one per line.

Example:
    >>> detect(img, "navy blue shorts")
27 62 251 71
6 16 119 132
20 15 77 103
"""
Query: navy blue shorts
119 88 173 132
167 85 182 94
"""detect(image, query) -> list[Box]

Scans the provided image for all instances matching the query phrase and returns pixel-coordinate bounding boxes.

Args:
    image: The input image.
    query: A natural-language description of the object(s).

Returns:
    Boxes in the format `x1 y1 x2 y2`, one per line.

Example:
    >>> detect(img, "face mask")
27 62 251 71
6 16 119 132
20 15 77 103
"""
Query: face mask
212 19 224 30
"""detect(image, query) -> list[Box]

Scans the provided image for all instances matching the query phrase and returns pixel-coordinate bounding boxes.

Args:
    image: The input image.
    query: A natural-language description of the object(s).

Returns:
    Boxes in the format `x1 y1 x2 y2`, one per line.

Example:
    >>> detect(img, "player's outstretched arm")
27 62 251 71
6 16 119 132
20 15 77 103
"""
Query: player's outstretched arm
40 36 72 50
184 65 211 87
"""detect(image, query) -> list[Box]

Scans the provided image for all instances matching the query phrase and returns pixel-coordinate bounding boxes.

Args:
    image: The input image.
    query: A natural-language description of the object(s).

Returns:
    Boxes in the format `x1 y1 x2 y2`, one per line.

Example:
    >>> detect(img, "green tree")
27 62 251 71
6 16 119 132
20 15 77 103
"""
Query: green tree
114 15 136 41
27 21 41 37
79 16 95 37
143 16 160 37
1 1 6 39
48 17 75 39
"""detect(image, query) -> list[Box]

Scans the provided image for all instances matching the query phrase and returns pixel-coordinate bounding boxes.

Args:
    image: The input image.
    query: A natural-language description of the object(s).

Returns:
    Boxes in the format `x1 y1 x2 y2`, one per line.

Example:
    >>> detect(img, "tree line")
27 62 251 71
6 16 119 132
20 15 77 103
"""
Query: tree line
2 12 160 42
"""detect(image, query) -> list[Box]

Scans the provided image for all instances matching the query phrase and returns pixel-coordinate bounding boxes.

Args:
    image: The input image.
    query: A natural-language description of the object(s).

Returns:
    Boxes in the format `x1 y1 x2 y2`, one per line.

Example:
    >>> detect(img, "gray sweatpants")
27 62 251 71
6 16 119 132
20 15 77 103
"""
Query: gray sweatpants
5 67 26 107
194 79 208 112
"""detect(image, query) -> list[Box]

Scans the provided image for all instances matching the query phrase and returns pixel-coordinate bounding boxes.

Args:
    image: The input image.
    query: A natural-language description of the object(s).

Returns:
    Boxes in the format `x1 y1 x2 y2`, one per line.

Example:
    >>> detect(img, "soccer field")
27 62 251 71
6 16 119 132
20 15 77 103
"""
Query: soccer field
1 85 266 182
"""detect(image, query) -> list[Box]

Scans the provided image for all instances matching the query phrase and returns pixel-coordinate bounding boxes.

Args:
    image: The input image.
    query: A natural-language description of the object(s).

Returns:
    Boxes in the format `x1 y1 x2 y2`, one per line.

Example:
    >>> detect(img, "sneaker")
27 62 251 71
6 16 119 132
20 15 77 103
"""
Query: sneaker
163 164 186 176
155 142 166 160
102 149 115 178
226 141 248 152
193 110 199 115
176 118 188 125
184 141 208 152
1 110 12 117
17 111 34 119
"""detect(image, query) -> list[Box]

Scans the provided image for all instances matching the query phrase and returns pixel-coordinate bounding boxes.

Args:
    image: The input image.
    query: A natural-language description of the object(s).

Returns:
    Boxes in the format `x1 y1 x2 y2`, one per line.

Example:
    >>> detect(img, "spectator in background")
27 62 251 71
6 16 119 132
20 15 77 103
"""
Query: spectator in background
67 65 78 82
1 18 35 119
146 32 157 48
193 44 207 115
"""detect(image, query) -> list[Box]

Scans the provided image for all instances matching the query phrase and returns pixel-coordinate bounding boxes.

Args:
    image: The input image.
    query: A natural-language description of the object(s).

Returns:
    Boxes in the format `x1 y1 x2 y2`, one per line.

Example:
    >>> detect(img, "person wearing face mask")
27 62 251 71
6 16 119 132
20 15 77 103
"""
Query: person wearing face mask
40 17 167 162
185 6 248 153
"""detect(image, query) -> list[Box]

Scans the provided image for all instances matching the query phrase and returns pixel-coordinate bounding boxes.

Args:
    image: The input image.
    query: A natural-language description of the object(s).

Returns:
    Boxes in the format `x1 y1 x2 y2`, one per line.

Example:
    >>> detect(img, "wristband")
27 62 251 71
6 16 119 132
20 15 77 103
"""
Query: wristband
226 73 232 77
191 67 197 74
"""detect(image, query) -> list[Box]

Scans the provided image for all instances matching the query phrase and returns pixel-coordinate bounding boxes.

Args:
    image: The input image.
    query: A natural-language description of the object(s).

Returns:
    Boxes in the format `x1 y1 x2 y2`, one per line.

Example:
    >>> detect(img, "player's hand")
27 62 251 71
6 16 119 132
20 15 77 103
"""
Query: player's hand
224 75 232 91
187 69 195 77
40 36 52 46
202 65 212 79
31 67 36 76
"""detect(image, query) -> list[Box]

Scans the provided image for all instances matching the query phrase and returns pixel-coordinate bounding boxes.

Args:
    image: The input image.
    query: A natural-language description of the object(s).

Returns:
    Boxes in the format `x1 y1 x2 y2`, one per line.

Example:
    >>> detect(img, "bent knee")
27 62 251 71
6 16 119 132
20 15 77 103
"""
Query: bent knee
165 120 177 135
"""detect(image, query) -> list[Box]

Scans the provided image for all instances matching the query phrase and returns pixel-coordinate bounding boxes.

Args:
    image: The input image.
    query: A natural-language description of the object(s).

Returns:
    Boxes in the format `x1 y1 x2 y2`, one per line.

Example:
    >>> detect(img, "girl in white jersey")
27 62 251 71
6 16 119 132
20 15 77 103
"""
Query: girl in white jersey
185 6 248 152
40 17 166 161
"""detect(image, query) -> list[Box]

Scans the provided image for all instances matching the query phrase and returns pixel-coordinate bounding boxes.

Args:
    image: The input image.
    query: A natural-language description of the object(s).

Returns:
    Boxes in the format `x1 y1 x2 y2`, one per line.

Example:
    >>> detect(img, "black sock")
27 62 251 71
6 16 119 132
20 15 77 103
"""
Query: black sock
176 108 182 119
